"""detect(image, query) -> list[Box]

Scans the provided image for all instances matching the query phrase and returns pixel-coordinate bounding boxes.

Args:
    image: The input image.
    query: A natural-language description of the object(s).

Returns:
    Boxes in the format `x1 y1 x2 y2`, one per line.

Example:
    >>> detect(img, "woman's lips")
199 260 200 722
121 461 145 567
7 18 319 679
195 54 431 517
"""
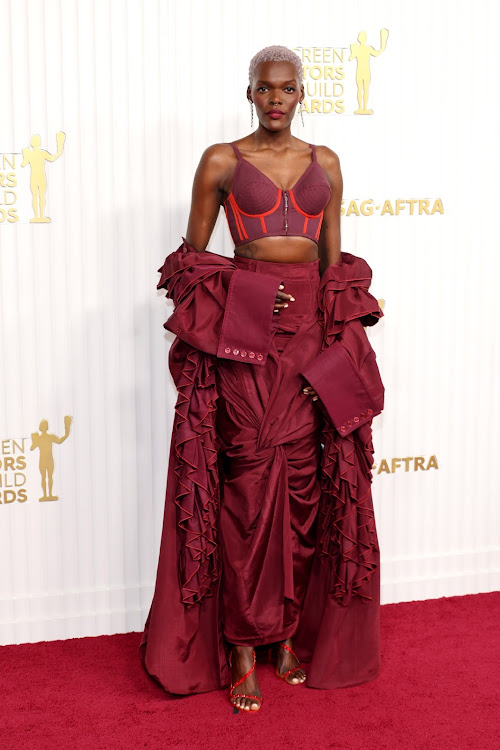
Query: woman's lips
267 111 285 119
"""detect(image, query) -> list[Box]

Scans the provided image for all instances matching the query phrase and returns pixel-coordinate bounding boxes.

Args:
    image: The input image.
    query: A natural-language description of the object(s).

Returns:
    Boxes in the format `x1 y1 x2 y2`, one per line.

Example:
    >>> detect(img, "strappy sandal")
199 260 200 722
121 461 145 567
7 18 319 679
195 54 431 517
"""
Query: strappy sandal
275 641 306 684
229 648 262 712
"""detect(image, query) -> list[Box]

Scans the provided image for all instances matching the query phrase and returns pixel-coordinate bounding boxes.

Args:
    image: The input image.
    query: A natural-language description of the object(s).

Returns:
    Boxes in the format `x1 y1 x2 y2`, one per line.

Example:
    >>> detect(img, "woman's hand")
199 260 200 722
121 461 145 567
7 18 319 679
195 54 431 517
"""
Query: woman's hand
274 284 295 312
302 385 318 401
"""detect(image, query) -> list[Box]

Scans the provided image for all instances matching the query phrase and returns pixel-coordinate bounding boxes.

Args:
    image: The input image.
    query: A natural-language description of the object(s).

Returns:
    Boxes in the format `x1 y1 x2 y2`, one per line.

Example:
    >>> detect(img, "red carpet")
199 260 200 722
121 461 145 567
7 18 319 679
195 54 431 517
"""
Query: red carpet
1 592 498 750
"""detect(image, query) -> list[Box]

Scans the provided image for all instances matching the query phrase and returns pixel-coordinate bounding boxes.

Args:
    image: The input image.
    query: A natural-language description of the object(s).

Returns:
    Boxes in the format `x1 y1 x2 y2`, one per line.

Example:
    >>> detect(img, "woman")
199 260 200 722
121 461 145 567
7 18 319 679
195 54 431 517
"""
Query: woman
139 46 384 713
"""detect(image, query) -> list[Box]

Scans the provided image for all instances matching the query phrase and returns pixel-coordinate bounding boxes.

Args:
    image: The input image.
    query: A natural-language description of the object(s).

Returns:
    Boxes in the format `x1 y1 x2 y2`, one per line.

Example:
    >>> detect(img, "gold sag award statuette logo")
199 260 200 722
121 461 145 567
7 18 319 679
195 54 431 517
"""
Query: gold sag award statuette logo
293 29 388 116
30 416 72 501
21 131 66 222
349 29 389 114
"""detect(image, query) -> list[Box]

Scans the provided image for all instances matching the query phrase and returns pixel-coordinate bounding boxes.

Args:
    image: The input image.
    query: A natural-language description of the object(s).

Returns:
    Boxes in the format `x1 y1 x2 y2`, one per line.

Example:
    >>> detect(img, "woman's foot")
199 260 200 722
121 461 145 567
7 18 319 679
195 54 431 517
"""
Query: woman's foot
229 646 262 711
276 638 306 684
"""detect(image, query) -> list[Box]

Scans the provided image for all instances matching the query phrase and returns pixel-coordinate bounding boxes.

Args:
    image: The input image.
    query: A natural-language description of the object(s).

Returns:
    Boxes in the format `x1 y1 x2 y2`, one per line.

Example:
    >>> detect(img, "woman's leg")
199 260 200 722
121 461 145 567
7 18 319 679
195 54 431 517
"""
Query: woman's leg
217 344 322 701
216 258 323 697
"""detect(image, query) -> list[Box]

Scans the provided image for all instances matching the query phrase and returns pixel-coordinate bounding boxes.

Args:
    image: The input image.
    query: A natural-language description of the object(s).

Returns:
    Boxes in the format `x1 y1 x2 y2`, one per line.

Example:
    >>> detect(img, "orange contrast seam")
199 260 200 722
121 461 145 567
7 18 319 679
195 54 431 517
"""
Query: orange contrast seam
227 194 249 240
224 200 244 242
315 213 323 240
288 188 323 218
229 189 282 218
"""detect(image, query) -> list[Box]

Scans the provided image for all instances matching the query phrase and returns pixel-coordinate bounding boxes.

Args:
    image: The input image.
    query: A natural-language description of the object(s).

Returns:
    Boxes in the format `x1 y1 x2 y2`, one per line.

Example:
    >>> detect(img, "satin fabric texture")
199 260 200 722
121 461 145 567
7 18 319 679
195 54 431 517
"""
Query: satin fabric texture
216 256 323 646
139 239 384 694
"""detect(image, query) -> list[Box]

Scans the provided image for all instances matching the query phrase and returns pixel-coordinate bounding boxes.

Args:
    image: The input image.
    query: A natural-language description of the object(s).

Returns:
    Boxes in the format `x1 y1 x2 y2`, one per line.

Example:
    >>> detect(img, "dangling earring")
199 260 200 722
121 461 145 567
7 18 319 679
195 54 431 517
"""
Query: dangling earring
249 100 254 127
299 100 305 127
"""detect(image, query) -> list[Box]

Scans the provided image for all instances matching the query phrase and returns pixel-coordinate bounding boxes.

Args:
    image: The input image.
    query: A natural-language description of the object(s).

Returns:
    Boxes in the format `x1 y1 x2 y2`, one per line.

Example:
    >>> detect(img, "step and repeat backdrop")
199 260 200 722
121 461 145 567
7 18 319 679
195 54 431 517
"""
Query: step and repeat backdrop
1 0 499 644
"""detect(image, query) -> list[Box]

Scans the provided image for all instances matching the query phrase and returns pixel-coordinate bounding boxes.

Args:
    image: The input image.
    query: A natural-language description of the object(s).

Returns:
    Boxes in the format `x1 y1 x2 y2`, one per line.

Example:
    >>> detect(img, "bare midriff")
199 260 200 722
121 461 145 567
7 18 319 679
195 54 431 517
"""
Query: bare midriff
233 235 319 263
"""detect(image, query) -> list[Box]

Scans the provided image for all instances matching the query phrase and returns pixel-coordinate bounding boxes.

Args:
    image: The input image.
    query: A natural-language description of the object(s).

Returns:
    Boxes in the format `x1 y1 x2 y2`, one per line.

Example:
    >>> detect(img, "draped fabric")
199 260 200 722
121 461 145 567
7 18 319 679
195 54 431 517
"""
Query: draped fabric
216 257 324 647
139 239 384 694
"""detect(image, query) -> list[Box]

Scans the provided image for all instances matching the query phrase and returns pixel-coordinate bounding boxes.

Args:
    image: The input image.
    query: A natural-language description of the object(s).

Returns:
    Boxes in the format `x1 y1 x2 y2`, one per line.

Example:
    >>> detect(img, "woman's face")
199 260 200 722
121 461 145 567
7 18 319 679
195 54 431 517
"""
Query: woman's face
248 60 303 130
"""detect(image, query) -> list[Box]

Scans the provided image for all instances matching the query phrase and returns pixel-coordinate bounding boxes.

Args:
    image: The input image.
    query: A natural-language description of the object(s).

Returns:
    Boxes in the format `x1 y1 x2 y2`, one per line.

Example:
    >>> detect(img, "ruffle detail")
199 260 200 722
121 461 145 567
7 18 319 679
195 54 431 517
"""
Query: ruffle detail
169 338 221 606
318 417 378 605
315 252 382 604
157 238 234 303
158 242 383 609
319 252 383 344
157 242 241 608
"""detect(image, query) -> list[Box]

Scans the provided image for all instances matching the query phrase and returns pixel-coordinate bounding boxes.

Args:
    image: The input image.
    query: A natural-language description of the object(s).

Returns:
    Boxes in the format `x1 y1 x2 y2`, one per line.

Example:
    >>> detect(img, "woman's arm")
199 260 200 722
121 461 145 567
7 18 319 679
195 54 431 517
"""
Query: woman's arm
316 147 343 274
185 144 228 252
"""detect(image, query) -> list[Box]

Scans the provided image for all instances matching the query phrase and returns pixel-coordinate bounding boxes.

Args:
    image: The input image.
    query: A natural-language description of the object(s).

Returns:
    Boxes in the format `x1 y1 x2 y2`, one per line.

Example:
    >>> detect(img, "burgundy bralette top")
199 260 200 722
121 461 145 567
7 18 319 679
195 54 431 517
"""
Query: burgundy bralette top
223 142 332 247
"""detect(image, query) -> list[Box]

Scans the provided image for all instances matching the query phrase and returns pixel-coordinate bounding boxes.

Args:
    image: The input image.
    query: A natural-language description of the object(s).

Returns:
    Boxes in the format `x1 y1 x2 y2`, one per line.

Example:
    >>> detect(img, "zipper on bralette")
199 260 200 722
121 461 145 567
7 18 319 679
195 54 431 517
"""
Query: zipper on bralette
284 190 288 234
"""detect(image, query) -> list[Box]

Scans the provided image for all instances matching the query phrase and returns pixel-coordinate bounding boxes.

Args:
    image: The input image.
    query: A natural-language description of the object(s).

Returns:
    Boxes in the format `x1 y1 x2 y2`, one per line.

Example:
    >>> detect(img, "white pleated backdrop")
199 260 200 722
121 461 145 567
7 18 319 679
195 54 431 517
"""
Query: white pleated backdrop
0 0 499 644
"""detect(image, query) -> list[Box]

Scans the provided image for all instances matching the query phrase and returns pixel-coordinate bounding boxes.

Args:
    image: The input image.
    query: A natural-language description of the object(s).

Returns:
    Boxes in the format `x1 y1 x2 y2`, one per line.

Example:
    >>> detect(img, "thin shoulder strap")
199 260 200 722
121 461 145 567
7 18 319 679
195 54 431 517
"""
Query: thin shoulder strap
229 141 243 160
309 144 317 162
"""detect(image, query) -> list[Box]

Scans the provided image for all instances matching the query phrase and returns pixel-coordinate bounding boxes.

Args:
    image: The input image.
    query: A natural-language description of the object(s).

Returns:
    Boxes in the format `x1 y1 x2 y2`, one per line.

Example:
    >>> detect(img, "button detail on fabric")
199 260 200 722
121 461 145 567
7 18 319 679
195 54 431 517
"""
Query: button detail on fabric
249 352 255 358
240 350 247 357
354 416 360 423
347 420 352 426
361 412 366 418
256 353 263 361
367 408 373 415
224 347 231 354
340 425 346 432
233 349 239 355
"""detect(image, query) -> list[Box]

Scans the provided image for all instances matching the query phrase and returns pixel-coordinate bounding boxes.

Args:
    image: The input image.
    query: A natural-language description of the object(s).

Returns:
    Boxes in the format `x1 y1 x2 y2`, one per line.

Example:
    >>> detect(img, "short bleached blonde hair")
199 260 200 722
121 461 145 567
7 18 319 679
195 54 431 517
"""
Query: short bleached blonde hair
248 45 303 86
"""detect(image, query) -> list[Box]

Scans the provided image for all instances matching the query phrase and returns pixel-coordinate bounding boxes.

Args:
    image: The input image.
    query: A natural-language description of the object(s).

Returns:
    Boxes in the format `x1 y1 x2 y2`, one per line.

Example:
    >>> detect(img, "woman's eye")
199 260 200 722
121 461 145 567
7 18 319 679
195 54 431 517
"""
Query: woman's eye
256 85 295 92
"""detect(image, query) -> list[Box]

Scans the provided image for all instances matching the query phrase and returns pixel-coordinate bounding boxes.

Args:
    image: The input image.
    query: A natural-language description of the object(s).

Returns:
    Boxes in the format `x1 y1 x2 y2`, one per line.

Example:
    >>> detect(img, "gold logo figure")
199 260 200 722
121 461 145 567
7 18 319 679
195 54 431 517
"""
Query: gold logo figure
30 416 72 501
349 29 389 114
21 132 66 222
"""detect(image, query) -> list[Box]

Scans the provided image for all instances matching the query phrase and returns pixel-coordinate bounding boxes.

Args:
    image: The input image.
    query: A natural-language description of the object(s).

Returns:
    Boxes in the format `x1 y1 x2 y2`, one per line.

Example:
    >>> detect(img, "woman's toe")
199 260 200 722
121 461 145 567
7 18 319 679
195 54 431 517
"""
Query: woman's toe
287 669 306 684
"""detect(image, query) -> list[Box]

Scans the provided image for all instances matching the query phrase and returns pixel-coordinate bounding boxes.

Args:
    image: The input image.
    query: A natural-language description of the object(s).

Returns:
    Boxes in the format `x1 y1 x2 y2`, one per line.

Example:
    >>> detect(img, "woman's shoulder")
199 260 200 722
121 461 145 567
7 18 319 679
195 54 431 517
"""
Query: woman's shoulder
194 142 238 181
291 136 340 167
198 141 238 165
313 143 341 167
309 143 341 183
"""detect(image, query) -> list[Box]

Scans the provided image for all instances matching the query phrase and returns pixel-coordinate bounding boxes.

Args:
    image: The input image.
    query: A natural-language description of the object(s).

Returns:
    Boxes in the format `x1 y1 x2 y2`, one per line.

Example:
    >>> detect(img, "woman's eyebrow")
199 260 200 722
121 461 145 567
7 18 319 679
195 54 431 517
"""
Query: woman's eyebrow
255 79 296 85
